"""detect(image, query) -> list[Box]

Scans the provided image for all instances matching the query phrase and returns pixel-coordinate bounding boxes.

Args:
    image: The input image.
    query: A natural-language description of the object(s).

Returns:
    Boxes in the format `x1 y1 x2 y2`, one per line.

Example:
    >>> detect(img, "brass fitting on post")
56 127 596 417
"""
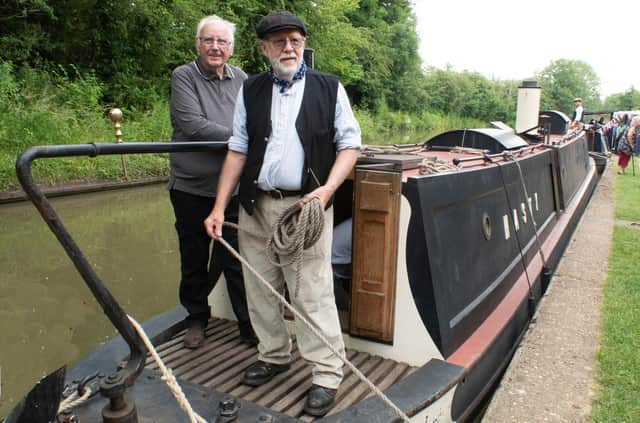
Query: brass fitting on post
108 108 129 180
109 108 124 143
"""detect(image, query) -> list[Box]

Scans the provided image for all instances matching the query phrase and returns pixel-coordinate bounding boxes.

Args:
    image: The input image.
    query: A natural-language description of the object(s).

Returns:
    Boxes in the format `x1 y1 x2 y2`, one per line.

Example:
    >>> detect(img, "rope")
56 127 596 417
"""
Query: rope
58 387 93 414
216 235 411 422
115 201 410 422
419 156 460 174
266 199 325 297
489 152 536 316
127 315 207 423
361 144 426 156
218 200 412 422
449 146 486 155
503 153 547 267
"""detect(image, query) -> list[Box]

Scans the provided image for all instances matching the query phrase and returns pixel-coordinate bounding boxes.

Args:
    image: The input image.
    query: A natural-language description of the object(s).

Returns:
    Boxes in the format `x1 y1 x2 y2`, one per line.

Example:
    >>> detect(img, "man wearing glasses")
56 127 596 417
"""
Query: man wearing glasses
168 15 254 350
205 10 361 417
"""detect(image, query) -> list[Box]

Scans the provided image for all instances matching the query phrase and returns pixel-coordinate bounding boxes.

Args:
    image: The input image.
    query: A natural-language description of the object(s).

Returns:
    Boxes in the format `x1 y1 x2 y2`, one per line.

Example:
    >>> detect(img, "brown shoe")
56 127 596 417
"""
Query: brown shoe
183 322 205 349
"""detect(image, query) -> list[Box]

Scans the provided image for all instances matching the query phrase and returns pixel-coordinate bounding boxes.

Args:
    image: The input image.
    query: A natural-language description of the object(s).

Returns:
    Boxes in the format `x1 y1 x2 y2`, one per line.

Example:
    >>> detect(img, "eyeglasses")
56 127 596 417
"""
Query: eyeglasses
198 37 231 48
268 36 305 50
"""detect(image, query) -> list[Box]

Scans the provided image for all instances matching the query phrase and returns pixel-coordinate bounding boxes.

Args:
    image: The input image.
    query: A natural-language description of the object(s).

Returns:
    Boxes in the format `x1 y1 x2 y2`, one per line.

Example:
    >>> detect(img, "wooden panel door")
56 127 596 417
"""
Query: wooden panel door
350 169 401 342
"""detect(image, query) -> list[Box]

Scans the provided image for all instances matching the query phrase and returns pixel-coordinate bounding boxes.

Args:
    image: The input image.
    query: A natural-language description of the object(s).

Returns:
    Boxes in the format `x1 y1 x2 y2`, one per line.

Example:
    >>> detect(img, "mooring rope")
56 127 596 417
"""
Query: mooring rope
503 151 547 267
118 199 410 423
489 153 535 312
218 199 412 422
57 386 93 414
127 315 207 423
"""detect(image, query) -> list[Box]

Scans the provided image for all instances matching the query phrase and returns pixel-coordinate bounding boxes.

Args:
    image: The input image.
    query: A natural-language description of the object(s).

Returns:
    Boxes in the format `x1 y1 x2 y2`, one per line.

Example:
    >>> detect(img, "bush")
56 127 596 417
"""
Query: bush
0 65 170 191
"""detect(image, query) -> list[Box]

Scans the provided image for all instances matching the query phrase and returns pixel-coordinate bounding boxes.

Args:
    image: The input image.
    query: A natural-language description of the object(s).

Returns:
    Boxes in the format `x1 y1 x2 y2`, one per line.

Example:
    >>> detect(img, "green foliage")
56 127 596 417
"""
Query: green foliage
342 0 425 112
2 0 634 191
603 87 640 111
0 63 170 191
354 106 485 146
537 59 602 114
422 67 515 124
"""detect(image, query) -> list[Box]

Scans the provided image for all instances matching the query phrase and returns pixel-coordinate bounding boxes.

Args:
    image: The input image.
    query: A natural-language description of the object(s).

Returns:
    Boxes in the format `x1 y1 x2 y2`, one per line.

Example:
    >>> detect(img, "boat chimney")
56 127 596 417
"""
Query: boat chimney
515 80 541 134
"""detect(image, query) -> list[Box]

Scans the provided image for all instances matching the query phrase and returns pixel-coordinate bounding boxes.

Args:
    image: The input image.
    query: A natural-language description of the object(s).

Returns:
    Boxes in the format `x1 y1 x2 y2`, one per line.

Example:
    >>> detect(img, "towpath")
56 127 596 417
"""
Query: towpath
483 162 614 422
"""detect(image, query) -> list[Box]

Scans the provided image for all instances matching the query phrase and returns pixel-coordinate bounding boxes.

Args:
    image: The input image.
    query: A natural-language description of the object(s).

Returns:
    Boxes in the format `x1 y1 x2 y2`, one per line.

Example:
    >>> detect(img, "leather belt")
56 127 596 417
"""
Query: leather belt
258 188 303 199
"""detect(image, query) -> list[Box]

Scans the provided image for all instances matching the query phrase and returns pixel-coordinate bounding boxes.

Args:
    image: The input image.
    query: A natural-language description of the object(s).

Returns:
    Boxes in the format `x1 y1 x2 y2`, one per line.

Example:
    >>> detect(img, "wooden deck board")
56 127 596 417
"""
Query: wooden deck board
145 317 416 420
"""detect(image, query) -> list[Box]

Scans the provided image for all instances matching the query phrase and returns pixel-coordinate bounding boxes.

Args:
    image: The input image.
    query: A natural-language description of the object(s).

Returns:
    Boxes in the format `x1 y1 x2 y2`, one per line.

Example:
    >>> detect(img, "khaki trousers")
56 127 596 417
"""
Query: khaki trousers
238 193 345 389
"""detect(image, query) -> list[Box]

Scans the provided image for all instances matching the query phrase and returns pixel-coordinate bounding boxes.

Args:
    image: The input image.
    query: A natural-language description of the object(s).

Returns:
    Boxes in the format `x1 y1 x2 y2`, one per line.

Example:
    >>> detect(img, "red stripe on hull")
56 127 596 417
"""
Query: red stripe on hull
446 163 596 368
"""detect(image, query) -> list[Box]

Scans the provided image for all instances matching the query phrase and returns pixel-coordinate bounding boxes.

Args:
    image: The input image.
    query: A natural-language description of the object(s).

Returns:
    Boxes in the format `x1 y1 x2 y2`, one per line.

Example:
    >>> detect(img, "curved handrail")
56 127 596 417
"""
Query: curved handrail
15 141 227 388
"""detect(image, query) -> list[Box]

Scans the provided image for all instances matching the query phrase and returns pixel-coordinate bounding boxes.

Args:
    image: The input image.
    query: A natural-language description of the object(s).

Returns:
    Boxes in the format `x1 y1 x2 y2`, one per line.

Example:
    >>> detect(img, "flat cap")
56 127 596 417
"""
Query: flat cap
256 10 307 38
573 97 583 103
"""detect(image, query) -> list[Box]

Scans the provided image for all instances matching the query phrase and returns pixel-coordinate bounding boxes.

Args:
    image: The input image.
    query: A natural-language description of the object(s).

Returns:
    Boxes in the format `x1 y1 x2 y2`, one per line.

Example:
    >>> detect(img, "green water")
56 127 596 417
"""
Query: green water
0 184 180 417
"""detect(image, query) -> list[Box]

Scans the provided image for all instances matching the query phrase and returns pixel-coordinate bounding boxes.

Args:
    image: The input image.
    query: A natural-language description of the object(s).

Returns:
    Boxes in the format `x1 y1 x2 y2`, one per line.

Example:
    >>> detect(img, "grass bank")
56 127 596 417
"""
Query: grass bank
593 171 640 422
0 102 482 192
0 63 484 192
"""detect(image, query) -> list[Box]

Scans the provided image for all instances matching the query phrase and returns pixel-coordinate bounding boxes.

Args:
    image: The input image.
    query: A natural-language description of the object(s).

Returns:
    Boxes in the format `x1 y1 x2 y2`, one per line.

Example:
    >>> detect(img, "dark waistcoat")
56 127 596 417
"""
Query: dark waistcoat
239 69 339 214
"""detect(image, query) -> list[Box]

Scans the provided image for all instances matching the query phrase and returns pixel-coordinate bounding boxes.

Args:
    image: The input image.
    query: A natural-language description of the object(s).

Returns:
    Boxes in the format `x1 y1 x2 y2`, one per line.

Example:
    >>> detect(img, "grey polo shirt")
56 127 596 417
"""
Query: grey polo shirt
168 60 247 197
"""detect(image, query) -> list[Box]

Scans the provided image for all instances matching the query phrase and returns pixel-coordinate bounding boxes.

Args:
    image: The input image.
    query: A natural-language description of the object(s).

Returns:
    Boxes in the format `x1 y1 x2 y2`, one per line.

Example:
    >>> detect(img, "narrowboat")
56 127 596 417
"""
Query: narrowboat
539 109 608 173
5 81 598 422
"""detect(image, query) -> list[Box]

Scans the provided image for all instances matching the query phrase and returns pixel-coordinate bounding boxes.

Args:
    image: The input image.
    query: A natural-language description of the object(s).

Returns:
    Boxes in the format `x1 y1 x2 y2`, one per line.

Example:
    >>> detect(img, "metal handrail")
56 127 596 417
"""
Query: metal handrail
15 141 227 388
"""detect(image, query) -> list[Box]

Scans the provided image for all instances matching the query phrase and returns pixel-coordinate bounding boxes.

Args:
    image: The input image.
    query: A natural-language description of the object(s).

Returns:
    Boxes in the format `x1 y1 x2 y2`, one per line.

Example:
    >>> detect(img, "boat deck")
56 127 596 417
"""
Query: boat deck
145 317 417 420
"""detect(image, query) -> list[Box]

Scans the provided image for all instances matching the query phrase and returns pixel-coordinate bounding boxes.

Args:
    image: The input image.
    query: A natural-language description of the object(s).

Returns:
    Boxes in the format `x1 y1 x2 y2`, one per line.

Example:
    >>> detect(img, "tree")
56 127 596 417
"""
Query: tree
536 59 601 115
603 87 640 111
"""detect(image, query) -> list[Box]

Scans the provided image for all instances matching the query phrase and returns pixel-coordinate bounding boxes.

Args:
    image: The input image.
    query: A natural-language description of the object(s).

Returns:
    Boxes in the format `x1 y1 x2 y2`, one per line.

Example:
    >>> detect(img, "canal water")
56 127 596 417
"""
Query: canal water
0 183 180 416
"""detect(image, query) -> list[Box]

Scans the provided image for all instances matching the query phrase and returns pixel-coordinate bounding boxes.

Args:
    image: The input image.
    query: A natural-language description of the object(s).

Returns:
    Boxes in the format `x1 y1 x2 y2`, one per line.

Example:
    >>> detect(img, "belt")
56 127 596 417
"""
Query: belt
258 188 303 199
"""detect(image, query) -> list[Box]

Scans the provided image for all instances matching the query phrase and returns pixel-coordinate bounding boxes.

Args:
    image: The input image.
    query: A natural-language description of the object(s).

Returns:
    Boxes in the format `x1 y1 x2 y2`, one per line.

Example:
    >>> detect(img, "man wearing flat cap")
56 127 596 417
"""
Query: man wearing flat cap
205 10 361 417
570 97 584 130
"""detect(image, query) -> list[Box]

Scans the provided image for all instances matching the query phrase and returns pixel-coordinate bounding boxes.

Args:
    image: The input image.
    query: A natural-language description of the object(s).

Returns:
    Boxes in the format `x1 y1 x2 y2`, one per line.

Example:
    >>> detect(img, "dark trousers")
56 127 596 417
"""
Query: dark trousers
170 189 249 327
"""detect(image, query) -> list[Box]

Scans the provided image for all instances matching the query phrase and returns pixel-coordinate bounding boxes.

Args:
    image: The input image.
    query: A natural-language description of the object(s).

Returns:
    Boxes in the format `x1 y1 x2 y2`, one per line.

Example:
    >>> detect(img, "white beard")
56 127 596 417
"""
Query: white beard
270 55 302 81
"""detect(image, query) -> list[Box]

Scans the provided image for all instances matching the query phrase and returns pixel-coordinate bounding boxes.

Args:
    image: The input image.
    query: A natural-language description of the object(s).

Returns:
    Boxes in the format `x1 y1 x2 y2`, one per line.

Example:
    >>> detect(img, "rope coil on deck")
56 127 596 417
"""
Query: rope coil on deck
419 156 460 174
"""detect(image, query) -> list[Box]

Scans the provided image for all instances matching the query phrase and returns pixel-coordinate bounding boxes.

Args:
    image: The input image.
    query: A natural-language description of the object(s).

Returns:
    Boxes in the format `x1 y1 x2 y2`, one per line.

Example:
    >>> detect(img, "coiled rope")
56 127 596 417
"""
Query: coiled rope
266 198 325 297
219 198 411 422
419 156 460 174
105 200 410 423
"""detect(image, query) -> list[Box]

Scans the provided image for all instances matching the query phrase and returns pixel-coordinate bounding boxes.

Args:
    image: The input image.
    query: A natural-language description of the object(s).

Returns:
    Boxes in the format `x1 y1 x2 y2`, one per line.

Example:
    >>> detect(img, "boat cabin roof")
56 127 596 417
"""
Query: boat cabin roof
427 128 528 152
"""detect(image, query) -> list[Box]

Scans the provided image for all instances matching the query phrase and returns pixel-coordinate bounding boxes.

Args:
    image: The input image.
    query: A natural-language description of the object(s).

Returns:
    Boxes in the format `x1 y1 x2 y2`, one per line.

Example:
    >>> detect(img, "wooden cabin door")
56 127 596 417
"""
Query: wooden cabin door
350 168 401 343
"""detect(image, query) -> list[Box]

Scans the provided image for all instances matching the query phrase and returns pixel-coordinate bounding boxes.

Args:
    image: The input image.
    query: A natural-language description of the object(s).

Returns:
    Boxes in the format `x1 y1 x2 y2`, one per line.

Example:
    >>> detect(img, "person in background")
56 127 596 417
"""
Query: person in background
634 116 640 157
168 15 254 349
204 10 361 416
617 115 638 175
613 114 629 153
603 116 616 152
569 97 584 130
